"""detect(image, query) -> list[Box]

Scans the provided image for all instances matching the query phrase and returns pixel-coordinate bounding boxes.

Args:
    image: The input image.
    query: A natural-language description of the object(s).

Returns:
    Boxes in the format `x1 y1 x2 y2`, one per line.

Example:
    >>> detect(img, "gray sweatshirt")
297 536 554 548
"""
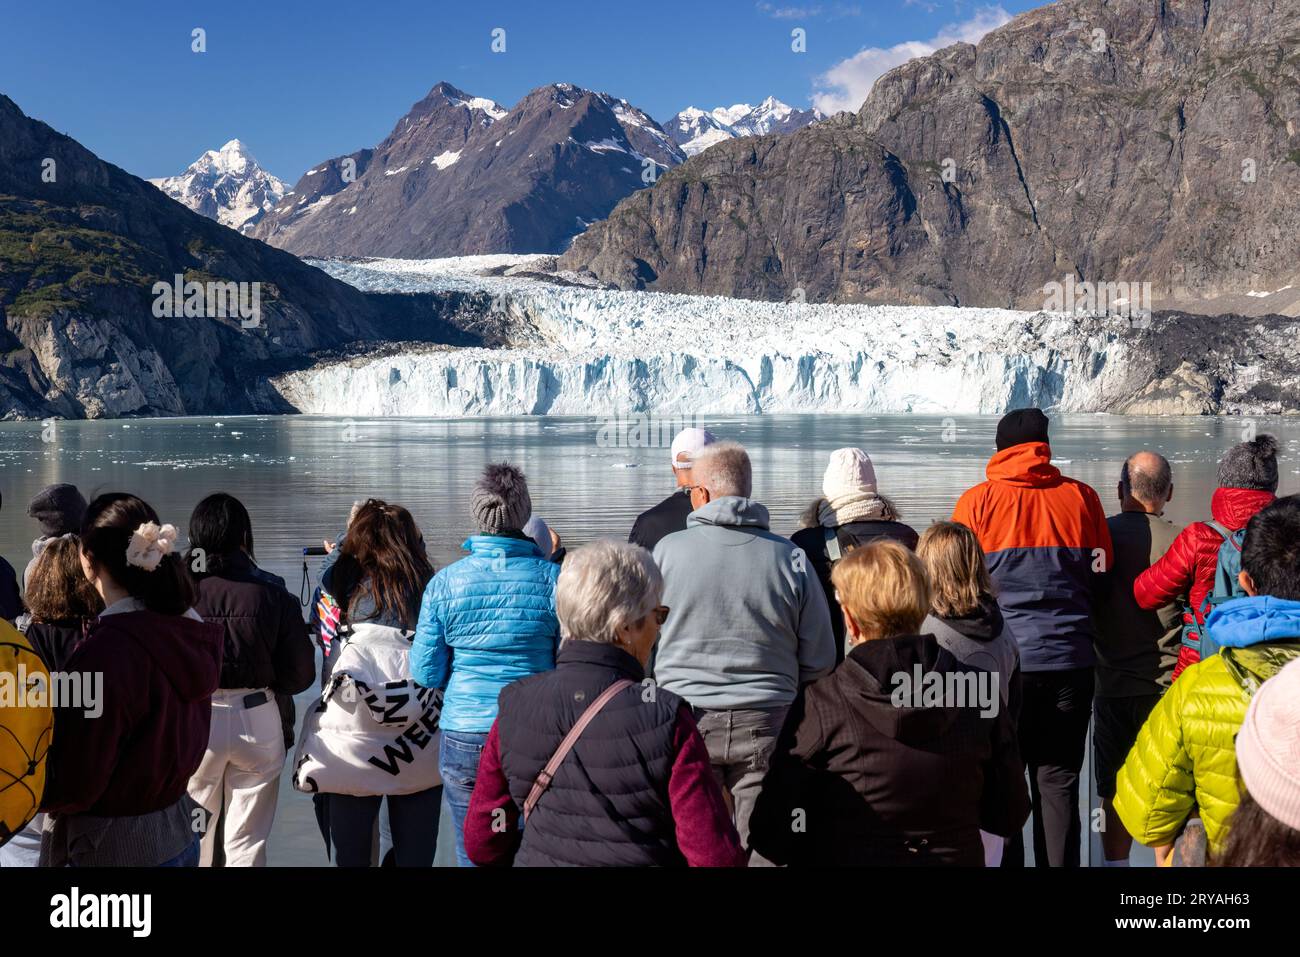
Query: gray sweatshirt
652 496 835 710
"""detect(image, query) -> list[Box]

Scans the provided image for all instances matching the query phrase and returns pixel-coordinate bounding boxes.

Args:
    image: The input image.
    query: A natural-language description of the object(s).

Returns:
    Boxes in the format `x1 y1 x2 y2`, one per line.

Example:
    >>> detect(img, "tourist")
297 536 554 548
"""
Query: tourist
293 499 442 867
40 493 222 866
1092 452 1184 866
1134 435 1279 679
628 426 716 551
23 484 88 592
0 535 98 868
185 493 317 867
1217 658 1300 867
952 408 1112 867
412 463 561 866
749 541 1029 865
464 540 745 867
1115 496 1300 859
791 447 918 662
652 441 835 857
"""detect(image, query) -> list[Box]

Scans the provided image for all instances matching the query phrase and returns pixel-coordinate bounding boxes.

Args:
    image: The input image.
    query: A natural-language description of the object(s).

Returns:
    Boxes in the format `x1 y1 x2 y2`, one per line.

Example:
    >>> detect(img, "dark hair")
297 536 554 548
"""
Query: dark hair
25 535 103 623
1216 788 1300 867
331 499 432 630
80 493 197 615
1241 495 1300 601
186 492 254 575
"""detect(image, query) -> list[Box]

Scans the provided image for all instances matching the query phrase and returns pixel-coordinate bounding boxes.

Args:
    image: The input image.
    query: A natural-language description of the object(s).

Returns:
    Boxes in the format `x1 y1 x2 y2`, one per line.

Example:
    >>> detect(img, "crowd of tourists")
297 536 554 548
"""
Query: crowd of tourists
1 409 1298 868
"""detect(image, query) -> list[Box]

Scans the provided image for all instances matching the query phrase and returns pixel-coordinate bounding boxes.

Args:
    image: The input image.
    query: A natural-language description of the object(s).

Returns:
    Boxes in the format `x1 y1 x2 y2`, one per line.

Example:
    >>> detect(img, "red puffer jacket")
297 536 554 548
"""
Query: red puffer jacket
1133 487 1275 680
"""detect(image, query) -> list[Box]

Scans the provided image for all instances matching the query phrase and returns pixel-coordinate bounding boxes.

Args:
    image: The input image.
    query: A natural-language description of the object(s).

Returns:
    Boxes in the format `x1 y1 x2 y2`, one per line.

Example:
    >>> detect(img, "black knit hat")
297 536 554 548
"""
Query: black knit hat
995 408 1051 451
1218 435 1279 492
28 483 88 538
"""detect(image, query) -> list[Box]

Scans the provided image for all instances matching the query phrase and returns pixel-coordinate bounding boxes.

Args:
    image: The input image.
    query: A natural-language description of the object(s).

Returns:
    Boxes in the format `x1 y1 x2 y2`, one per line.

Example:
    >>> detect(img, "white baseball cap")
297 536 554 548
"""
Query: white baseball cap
670 427 716 470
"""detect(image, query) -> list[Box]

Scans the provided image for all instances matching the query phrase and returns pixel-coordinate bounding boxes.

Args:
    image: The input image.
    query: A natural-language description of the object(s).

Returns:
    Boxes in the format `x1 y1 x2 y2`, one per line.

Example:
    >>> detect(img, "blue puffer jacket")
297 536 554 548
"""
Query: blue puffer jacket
412 535 561 733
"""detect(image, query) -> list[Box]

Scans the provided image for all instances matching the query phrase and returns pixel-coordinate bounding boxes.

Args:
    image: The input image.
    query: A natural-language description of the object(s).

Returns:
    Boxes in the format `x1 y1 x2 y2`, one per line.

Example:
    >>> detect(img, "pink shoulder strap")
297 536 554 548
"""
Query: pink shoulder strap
523 678 635 823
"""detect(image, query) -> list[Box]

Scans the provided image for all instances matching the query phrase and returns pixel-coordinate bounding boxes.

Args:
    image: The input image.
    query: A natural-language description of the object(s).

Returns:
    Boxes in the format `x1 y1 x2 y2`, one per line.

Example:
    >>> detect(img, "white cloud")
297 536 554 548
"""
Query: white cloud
811 5 1013 115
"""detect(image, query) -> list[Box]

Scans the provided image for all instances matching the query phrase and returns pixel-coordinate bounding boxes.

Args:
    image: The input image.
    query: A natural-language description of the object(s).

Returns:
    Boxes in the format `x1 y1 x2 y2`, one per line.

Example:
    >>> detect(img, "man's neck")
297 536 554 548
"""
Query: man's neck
1121 499 1162 516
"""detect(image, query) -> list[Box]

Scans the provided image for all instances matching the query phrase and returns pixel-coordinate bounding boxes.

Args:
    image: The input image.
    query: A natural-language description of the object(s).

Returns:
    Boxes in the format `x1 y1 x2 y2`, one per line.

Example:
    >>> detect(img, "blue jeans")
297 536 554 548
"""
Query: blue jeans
439 730 488 867
159 835 200 867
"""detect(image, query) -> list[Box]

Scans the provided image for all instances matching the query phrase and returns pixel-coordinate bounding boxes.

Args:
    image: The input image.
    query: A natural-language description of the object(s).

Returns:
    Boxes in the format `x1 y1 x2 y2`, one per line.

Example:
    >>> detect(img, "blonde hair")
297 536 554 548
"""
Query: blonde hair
916 521 992 618
830 540 931 642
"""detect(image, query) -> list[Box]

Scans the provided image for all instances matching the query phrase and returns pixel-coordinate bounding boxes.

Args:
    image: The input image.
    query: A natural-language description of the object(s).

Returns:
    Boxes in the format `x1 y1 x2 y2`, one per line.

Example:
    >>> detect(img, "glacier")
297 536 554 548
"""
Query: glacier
271 256 1167 418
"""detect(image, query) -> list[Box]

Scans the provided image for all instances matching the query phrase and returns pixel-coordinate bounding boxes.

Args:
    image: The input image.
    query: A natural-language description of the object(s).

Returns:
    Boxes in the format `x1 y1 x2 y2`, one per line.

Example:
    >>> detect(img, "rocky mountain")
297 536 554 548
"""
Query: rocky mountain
149 139 287 233
0 94 491 419
564 0 1300 314
250 82 685 258
666 98 822 156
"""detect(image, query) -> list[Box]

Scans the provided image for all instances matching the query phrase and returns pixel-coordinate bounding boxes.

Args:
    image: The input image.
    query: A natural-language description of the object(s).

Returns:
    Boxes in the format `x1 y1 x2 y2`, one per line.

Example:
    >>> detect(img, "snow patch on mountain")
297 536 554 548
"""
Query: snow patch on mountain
150 139 287 233
274 256 1148 417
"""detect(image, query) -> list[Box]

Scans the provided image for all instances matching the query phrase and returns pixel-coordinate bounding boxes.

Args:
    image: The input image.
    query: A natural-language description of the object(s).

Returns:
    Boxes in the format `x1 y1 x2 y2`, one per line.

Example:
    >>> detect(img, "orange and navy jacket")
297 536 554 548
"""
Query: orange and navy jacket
952 442 1113 672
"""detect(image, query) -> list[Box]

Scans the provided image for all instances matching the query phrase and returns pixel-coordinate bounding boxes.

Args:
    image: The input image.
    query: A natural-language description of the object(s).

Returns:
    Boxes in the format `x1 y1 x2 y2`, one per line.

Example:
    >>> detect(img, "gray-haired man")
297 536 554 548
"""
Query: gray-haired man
651 441 835 859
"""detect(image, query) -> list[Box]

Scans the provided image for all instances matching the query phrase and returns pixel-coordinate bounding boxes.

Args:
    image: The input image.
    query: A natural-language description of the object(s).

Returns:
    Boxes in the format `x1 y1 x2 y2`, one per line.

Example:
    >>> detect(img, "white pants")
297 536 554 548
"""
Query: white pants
187 688 285 867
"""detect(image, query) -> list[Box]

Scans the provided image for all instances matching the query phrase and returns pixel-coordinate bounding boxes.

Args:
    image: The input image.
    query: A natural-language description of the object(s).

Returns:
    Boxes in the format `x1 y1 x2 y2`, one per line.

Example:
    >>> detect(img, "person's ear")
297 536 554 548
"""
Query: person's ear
1166 484 1173 505
1239 570 1258 598
1117 482 1124 504
690 486 710 510
841 607 863 645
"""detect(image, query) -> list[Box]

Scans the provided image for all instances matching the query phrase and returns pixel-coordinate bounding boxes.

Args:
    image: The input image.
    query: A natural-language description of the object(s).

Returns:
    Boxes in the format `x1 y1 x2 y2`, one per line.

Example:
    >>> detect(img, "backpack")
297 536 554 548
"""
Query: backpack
0 621 53 847
1193 521 1248 660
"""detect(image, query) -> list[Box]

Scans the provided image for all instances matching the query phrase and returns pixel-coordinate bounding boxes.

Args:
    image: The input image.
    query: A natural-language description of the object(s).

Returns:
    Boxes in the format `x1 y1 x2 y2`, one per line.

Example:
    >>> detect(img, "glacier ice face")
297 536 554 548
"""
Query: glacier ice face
272 257 1153 418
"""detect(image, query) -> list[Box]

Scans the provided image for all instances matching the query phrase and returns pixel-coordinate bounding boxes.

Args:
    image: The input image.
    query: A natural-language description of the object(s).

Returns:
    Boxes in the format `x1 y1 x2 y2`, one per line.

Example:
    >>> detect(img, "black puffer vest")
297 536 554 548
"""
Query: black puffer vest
496 640 684 866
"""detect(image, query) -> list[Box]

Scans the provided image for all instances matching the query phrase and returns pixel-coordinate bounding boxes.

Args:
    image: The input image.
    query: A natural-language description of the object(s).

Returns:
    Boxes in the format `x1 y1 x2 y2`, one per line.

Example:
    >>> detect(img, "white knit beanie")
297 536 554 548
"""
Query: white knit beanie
822 448 878 508
1235 657 1300 832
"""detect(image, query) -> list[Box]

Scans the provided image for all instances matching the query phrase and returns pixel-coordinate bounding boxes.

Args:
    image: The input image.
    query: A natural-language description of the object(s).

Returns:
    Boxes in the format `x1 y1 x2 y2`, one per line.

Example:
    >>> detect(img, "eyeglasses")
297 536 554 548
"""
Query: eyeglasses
653 605 670 625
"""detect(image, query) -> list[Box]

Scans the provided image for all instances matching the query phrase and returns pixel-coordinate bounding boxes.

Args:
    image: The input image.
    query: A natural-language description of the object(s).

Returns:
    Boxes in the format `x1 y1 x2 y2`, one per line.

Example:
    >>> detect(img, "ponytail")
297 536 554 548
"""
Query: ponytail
80 493 197 615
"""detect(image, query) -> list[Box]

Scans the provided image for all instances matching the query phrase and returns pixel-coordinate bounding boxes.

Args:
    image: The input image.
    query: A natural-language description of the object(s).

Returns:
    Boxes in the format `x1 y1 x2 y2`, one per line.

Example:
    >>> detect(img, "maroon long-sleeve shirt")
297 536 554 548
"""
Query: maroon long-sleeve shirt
466 703 746 867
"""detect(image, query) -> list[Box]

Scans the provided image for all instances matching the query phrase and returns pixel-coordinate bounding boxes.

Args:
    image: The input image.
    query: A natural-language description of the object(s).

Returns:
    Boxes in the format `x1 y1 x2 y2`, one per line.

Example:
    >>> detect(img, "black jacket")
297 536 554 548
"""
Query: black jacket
790 520 919 661
193 552 316 745
629 489 694 553
494 641 687 867
25 618 88 672
749 633 1029 866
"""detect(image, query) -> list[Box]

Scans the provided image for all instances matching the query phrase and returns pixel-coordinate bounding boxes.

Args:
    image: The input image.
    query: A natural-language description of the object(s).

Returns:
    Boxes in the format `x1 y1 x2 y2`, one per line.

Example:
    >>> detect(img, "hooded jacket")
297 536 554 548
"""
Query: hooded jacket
922 596 1022 718
952 443 1113 672
41 606 223 817
411 535 560 733
652 497 836 711
1113 595 1300 854
748 634 1029 866
1132 487 1276 680
293 619 442 797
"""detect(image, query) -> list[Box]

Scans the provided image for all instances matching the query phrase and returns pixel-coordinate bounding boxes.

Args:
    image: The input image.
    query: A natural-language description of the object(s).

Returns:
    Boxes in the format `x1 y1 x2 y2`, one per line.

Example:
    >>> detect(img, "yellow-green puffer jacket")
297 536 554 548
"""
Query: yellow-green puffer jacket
1114 595 1300 855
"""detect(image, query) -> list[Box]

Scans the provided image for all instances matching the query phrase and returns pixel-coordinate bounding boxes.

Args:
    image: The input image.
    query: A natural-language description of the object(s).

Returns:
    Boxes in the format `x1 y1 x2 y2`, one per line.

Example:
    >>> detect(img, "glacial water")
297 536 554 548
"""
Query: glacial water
4 412 1298 866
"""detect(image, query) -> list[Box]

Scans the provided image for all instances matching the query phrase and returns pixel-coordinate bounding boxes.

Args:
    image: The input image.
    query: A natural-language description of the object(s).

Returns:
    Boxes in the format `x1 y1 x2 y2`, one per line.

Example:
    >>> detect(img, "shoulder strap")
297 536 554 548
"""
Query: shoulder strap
1204 520 1232 543
524 678 635 823
823 525 843 564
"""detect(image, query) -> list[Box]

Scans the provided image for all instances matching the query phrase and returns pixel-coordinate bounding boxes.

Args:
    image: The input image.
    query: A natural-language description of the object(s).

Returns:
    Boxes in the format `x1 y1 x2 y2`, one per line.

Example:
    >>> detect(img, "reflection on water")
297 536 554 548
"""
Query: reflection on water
3 413 1297 865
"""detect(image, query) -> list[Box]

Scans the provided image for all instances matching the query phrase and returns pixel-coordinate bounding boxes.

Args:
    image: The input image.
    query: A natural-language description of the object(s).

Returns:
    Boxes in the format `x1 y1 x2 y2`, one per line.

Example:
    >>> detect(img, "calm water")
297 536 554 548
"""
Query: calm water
4 413 1298 865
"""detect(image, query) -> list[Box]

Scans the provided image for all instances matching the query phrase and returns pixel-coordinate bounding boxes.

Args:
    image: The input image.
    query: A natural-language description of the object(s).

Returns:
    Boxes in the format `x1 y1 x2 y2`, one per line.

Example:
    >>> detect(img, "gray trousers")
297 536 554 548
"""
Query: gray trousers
693 705 789 864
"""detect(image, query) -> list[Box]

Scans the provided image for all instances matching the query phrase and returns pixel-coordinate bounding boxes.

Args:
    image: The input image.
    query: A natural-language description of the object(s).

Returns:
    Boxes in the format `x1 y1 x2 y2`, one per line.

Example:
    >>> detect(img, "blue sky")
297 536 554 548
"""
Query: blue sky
0 0 1045 182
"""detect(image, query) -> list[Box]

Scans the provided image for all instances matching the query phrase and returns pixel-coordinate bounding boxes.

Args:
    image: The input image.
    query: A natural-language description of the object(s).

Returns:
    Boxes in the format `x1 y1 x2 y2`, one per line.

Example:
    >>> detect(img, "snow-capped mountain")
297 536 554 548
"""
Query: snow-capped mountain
665 97 822 156
149 139 287 233
252 81 685 258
